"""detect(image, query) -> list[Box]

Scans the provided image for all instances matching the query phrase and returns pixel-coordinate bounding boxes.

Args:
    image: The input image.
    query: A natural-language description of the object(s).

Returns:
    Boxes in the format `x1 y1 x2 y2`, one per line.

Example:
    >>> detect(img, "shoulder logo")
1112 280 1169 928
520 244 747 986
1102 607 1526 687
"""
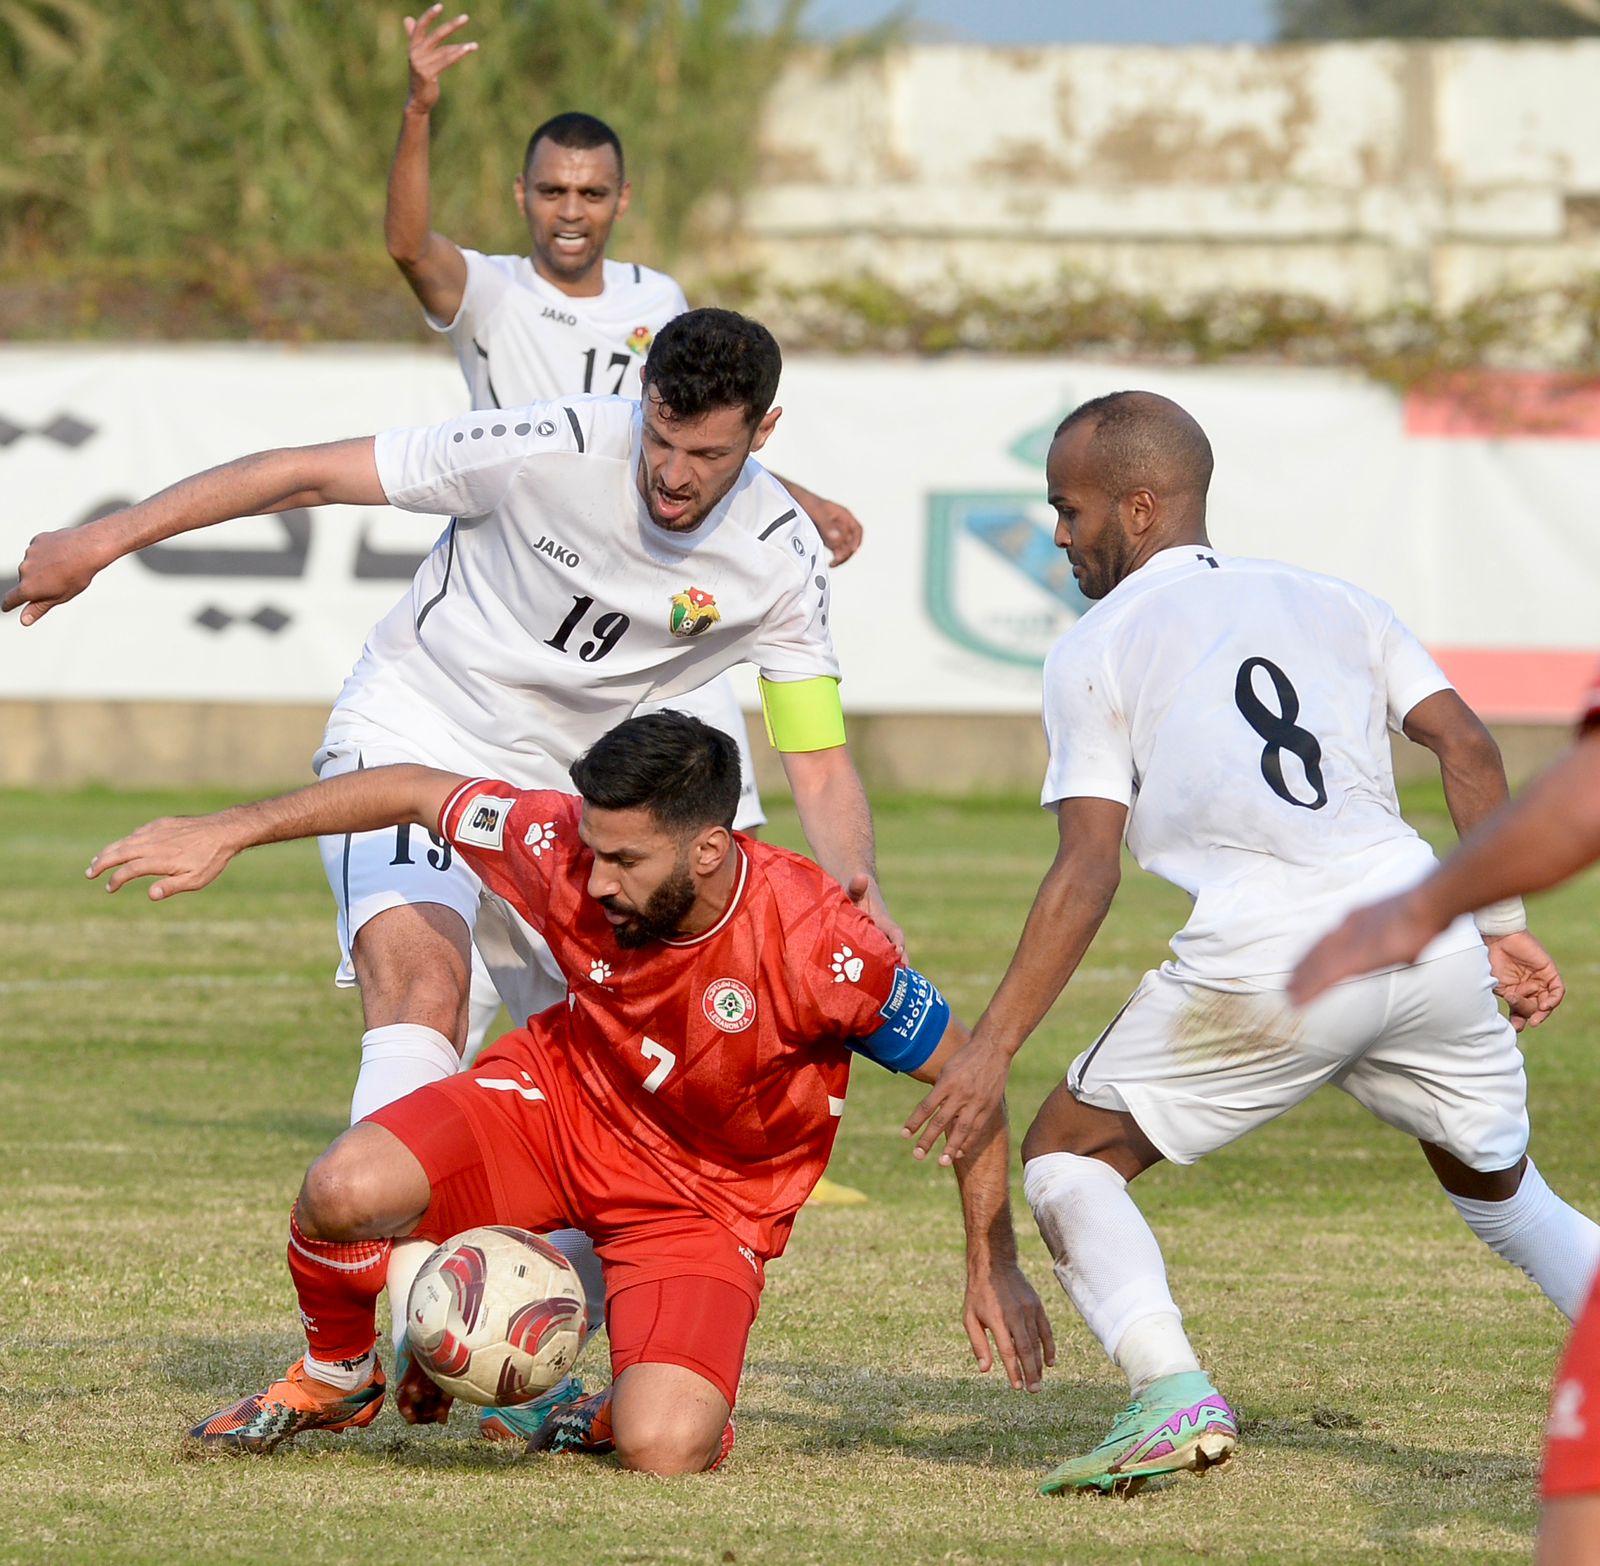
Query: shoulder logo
536 418 558 437
522 820 559 856
457 794 517 850
830 945 865 985
669 585 721 638
703 977 756 1033
626 325 654 357
1548 1379 1587 1442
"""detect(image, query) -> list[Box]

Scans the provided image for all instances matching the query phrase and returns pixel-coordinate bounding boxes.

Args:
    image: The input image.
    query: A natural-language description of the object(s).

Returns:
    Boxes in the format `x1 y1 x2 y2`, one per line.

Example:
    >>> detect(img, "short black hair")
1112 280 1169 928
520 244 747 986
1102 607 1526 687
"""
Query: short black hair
640 308 782 427
524 112 625 180
568 711 741 834
1054 390 1214 500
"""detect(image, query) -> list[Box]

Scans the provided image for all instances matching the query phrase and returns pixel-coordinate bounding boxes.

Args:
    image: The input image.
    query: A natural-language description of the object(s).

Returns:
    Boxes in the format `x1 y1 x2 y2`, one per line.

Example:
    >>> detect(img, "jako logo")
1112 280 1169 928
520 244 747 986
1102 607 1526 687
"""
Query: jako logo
535 534 580 568
541 306 577 326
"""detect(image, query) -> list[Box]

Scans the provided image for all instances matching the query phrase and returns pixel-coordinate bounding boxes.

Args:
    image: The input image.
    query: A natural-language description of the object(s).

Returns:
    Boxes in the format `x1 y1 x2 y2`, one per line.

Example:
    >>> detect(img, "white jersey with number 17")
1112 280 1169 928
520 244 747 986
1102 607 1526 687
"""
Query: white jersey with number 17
430 250 687 409
321 397 835 788
1040 547 1482 980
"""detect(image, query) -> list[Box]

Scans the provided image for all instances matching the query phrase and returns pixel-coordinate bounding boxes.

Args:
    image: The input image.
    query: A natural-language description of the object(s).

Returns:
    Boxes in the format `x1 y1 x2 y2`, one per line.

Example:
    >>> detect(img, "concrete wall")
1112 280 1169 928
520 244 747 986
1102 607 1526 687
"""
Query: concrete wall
741 41 1600 310
0 701 1571 799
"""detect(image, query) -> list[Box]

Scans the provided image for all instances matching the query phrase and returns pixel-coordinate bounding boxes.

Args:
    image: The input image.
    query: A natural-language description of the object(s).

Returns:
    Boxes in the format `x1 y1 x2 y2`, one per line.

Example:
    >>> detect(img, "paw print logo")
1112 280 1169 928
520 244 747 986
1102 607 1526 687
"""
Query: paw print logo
522 820 558 857
830 946 865 984
589 961 613 985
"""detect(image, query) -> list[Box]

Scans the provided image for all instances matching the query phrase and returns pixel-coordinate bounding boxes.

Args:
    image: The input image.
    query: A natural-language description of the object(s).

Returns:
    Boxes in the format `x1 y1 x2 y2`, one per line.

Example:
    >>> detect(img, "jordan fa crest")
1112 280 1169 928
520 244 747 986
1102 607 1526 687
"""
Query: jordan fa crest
669 586 721 638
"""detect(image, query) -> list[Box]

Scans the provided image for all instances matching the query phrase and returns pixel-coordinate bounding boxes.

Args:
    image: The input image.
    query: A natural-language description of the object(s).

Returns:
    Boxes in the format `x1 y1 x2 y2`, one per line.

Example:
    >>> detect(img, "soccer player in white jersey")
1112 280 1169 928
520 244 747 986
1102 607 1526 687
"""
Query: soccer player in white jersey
3 306 895 1426
384 9 864 832
901 390 1600 1495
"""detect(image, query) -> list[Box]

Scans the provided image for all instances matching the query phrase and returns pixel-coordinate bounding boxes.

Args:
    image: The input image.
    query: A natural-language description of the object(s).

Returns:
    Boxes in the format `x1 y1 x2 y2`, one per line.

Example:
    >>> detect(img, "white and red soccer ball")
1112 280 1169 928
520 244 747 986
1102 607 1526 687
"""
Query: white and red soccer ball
406 1225 588 1406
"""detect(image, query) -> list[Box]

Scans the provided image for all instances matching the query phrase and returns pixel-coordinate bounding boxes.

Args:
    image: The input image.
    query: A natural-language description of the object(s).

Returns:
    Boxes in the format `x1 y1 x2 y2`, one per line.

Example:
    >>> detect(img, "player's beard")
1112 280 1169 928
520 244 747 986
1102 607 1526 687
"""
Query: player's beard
601 859 698 949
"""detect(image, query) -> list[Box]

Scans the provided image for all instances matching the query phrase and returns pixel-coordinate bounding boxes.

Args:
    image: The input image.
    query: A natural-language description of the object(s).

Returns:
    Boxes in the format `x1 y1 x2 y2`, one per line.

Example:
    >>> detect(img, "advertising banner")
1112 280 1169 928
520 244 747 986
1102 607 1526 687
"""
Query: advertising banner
0 348 1593 719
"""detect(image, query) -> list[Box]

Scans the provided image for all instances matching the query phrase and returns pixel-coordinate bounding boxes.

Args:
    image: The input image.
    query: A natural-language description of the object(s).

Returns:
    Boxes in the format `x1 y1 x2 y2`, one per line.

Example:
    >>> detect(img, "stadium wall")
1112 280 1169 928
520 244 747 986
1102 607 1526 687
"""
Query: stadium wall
743 40 1600 312
0 345 1592 791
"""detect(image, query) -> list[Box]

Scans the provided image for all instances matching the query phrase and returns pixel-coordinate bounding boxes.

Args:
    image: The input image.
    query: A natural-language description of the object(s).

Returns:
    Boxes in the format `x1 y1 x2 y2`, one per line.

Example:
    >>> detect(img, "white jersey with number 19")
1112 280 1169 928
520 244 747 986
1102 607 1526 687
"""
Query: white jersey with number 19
321 397 835 787
1040 547 1483 980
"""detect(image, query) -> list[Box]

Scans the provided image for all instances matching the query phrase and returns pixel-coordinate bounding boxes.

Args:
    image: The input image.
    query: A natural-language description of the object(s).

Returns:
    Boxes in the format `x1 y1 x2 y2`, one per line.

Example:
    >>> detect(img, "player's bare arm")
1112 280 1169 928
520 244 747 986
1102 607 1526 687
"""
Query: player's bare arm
904 796 1128 1164
2 439 384 625
781 744 903 952
769 475 863 567
1401 687 1565 1029
385 5 473 320
88 764 463 900
1291 731 1600 1010
908 1017 1055 1392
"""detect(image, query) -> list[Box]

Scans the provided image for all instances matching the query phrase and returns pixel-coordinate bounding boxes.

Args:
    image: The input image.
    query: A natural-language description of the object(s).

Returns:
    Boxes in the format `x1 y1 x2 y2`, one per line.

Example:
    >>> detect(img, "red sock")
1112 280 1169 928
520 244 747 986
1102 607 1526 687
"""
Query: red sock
286 1203 389 1364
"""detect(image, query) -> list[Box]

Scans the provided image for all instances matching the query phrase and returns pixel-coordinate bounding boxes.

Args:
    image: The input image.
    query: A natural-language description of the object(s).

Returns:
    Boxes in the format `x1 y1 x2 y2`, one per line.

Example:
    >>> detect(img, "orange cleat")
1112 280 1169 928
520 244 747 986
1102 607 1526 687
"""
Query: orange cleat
187 1356 385 1453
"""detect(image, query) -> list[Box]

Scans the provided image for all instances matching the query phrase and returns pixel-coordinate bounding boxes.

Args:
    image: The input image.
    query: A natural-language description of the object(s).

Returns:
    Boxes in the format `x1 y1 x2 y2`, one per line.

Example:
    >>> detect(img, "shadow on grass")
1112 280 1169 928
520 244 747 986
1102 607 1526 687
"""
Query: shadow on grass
132 1107 348 1146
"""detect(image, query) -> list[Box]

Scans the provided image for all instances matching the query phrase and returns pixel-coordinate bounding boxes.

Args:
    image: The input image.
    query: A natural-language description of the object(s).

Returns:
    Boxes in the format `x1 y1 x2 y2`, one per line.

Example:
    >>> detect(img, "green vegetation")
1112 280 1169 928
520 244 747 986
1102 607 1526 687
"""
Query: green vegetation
1277 0 1600 39
2 785 1594 1564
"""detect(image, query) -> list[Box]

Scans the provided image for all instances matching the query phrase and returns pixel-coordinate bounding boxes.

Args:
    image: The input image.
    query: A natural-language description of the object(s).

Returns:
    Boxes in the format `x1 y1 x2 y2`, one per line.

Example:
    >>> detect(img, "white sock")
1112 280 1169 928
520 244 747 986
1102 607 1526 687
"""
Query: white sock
350 1023 460 1124
1024 1150 1201 1394
543 1228 606 1334
387 1237 436 1351
304 1348 376 1391
1448 1158 1600 1321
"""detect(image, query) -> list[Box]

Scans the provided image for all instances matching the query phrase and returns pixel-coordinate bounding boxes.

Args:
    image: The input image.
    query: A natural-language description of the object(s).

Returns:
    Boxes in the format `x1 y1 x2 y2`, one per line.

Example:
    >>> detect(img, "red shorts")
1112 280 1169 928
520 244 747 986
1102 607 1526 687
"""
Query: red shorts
1543 1267 1600 1499
366 1031 764 1407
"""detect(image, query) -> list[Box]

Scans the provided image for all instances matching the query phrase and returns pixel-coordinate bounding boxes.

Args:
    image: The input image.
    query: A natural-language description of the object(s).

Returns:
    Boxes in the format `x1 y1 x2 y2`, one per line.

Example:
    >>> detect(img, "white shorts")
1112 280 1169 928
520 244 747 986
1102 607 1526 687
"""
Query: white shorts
1069 945 1529 1173
636 673 766 832
314 743 565 1025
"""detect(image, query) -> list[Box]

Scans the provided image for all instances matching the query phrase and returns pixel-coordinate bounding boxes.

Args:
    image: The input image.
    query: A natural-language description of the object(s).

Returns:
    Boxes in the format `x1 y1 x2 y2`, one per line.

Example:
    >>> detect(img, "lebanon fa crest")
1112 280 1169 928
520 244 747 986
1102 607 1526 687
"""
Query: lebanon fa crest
703 978 756 1033
669 586 721 638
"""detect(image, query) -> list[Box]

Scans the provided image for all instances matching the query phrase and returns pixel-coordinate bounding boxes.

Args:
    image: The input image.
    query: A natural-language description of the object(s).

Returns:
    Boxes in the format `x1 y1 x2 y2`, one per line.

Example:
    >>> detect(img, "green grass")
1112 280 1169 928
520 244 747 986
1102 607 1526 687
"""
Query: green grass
1 782 1596 1564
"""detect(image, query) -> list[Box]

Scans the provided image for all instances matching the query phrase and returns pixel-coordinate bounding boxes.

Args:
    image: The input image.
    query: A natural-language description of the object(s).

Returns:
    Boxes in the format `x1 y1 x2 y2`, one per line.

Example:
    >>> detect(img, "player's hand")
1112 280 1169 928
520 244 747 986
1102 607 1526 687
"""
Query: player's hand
403 6 477 115
87 815 242 900
1287 892 1436 1009
845 872 906 958
902 1031 1010 1165
963 1260 1055 1393
809 495 863 568
1485 929 1564 1032
2 523 116 624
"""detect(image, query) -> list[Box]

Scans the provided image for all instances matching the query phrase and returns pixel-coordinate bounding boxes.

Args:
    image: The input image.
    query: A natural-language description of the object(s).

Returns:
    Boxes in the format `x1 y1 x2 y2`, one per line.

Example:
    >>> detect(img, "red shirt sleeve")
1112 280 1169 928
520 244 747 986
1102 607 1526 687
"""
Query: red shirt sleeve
1543 1268 1600 1498
790 894 907 1040
1581 662 1600 736
437 779 579 932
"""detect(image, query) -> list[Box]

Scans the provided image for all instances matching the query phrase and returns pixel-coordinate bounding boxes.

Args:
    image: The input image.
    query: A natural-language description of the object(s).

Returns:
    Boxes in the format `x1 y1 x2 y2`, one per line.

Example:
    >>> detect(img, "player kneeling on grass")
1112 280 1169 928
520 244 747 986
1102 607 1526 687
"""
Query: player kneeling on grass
89 712 1053 1472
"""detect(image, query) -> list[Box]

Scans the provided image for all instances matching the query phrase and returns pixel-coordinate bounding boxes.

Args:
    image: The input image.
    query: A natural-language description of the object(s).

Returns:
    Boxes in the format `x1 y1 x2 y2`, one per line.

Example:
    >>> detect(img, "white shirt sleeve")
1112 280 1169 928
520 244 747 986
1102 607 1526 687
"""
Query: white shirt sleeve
1039 637 1136 808
1375 599 1454 730
374 403 575 517
750 540 841 684
425 248 516 341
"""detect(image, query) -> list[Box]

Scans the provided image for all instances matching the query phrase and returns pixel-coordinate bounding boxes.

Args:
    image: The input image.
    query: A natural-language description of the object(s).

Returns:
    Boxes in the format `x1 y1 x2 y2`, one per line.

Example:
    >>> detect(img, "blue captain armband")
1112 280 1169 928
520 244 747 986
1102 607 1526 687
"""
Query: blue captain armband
851 967 950 1074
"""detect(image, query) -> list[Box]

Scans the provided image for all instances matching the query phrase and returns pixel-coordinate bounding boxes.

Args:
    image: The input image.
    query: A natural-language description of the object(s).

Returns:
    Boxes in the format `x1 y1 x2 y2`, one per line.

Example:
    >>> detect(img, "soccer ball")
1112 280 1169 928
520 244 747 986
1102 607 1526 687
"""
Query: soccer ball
405 1226 588 1406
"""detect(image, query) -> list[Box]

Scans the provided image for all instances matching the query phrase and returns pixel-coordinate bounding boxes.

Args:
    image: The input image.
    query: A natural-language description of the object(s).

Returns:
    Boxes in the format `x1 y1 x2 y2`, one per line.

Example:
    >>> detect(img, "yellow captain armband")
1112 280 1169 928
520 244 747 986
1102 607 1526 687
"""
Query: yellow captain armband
758 675 846 753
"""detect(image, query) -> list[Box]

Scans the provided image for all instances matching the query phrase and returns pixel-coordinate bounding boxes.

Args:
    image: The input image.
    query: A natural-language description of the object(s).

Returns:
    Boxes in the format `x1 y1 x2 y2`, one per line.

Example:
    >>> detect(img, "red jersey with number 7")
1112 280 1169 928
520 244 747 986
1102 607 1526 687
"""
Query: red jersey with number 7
437 780 940 1255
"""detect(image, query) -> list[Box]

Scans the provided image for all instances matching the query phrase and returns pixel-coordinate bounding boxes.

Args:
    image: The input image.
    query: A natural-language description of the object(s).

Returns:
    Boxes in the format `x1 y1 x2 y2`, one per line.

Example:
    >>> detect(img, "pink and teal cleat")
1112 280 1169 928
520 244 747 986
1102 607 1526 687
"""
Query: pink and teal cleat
1039 1371 1237 1496
477 1375 587 1444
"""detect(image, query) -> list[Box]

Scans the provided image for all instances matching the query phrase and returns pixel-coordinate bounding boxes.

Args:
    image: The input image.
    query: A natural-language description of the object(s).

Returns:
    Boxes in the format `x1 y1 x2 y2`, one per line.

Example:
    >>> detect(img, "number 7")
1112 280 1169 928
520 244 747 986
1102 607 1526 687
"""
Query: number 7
639 1037 676 1093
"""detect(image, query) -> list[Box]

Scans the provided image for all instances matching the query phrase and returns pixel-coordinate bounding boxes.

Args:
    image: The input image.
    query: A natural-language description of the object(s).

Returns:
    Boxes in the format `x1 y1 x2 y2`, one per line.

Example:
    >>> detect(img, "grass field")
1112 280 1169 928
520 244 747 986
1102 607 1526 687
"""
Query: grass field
2 782 1597 1565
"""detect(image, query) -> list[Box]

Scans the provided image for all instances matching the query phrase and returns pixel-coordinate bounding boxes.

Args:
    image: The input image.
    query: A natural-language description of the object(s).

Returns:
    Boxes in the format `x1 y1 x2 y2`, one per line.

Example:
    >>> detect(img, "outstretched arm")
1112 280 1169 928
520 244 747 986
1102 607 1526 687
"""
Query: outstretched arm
782 743 903 953
770 475 863 567
87 764 464 900
1291 733 1600 1008
2 439 383 624
909 1019 1055 1392
903 795 1127 1164
386 5 473 322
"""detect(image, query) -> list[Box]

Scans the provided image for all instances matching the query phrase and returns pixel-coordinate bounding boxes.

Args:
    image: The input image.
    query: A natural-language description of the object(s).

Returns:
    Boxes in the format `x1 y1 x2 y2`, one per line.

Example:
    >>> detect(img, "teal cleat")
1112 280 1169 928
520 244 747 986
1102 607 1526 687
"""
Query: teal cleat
1040 1371 1238 1497
478 1376 587 1444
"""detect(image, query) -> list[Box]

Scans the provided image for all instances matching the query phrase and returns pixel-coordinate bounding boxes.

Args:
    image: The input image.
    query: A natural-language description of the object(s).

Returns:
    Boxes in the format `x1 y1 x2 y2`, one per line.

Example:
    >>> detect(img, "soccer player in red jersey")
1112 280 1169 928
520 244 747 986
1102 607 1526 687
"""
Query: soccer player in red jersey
89 712 1054 1473
1291 670 1600 1564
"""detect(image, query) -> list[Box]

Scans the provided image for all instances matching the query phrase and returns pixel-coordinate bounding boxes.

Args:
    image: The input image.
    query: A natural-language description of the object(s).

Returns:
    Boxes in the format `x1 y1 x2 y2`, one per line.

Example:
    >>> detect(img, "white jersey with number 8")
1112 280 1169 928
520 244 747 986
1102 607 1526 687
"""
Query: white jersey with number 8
1040 547 1482 979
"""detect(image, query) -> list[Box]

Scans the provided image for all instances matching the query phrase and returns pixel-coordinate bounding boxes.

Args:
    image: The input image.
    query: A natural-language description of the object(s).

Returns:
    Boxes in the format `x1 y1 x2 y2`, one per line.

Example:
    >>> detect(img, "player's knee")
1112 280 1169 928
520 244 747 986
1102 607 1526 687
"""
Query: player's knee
297 1144 385 1240
613 1410 723 1476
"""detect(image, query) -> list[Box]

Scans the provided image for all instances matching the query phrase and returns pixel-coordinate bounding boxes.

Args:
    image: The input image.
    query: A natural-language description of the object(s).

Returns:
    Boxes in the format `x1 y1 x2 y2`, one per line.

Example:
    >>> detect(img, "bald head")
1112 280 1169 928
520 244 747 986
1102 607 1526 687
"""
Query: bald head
1045 391 1214 600
1054 391 1214 510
